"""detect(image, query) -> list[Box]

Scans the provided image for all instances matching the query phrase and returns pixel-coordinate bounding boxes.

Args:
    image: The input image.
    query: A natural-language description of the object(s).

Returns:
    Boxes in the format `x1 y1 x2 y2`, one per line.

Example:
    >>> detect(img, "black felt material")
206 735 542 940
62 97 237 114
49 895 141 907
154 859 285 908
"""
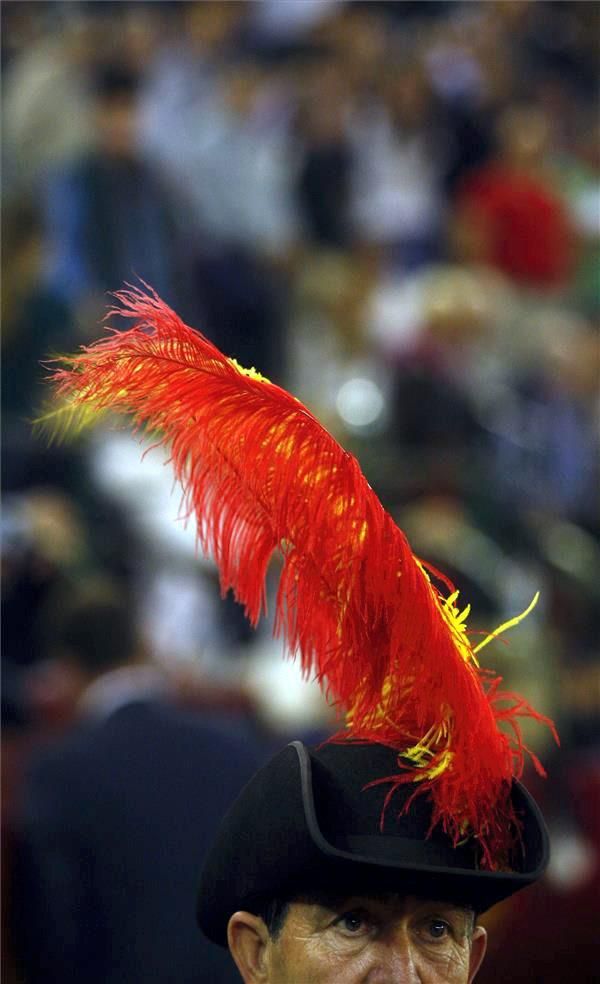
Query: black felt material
197 741 549 946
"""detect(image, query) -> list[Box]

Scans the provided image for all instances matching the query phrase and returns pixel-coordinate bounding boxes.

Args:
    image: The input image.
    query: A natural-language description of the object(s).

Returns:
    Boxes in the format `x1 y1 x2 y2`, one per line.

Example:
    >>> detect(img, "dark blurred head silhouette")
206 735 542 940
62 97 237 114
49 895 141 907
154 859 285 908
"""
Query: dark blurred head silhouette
47 578 140 678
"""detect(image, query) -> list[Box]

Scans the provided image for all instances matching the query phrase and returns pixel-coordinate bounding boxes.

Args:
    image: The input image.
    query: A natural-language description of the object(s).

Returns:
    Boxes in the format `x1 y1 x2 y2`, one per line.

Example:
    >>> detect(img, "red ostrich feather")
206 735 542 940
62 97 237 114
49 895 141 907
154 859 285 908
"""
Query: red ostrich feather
42 284 557 868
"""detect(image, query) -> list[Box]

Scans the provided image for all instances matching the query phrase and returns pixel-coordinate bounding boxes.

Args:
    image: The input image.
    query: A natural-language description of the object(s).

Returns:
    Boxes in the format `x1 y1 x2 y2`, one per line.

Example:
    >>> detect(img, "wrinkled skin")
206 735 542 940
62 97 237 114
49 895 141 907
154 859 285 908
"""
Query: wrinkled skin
228 893 487 983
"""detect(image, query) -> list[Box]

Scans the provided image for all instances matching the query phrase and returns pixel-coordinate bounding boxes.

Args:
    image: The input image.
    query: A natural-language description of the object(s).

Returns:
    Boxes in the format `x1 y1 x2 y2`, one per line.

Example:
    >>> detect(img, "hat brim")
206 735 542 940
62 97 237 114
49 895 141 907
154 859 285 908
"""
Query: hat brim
197 741 549 946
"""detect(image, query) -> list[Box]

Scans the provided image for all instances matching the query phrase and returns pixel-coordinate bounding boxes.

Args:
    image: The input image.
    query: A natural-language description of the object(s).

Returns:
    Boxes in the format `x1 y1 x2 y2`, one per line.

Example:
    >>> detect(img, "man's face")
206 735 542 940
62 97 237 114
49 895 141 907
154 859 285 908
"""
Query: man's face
228 892 487 983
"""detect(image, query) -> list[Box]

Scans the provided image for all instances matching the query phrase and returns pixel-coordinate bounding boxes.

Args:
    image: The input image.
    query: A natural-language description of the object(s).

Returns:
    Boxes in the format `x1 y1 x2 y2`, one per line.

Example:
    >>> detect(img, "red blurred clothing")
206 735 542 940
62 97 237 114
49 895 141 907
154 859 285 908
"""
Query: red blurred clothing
459 165 574 288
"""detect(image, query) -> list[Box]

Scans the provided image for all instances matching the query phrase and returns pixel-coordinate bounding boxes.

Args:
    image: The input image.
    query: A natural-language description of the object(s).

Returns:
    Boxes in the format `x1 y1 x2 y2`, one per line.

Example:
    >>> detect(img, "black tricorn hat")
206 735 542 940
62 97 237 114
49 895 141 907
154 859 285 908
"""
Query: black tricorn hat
197 740 549 946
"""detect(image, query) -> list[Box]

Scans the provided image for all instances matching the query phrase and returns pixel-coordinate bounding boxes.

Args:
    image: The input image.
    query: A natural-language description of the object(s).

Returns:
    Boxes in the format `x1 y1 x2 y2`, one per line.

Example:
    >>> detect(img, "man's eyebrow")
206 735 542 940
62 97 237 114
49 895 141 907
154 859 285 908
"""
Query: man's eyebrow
296 892 475 926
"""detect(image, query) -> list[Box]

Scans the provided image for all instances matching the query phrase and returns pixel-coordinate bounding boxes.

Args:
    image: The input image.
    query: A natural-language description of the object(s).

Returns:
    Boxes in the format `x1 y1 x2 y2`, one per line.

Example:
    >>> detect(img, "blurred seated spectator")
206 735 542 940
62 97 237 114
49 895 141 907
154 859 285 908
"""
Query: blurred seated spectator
12 579 264 983
558 119 600 315
2 490 91 665
141 47 296 264
1 196 86 530
139 0 247 172
142 29 298 382
295 54 353 250
176 55 297 382
2 8 96 195
2 198 75 438
488 314 599 529
350 59 448 274
385 266 493 492
45 63 188 329
453 104 576 290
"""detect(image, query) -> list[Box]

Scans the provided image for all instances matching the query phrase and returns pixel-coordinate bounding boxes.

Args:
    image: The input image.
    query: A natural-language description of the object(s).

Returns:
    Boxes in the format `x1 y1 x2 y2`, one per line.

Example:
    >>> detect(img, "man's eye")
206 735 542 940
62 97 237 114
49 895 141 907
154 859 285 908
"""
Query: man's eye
421 919 451 942
334 911 369 936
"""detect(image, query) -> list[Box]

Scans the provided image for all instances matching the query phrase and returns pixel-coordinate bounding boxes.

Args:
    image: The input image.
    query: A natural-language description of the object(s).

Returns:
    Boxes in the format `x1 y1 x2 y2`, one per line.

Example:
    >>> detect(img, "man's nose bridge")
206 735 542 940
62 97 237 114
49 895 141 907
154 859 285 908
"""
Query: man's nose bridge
374 922 420 982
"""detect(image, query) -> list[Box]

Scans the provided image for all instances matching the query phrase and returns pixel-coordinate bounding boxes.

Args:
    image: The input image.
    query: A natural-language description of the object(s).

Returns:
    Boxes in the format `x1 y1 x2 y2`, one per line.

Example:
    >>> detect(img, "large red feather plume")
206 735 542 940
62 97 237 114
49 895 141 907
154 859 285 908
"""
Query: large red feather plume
43 284 557 868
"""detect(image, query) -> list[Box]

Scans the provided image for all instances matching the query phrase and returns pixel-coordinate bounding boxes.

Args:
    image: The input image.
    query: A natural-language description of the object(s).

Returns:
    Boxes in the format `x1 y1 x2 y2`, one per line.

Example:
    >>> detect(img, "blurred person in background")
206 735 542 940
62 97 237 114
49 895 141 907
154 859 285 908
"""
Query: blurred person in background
558 118 600 316
295 52 352 255
183 53 297 383
1 484 141 727
453 103 575 291
384 266 492 496
2 198 76 454
45 61 188 331
1 5 97 196
1 195 91 715
1 491 92 722
350 58 448 275
139 2 297 382
488 312 599 531
12 578 264 984
139 0 247 166
291 47 378 358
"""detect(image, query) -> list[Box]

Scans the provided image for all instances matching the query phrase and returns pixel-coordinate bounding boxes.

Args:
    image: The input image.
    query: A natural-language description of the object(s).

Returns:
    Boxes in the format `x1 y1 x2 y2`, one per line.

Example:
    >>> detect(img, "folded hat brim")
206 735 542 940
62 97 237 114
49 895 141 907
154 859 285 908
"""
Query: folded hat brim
197 741 549 946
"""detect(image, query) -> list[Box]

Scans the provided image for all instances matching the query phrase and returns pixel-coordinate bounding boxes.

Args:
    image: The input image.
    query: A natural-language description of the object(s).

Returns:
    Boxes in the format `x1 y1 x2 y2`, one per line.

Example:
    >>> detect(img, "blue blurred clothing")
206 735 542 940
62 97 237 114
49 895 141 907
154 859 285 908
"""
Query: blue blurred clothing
45 153 180 306
491 375 598 525
350 106 445 268
2 285 74 421
15 694 264 983
139 70 297 258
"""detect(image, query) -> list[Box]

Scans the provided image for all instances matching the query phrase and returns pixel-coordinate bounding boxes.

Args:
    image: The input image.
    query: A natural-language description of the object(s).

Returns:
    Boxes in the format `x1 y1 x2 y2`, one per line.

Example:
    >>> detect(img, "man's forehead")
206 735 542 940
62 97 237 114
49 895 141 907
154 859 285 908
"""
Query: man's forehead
295 890 474 918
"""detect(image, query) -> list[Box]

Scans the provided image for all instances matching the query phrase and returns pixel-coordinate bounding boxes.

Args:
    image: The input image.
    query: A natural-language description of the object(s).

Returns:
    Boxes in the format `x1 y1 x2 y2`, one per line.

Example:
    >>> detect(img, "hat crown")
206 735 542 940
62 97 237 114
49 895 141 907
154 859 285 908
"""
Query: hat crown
196 741 549 946
310 743 479 868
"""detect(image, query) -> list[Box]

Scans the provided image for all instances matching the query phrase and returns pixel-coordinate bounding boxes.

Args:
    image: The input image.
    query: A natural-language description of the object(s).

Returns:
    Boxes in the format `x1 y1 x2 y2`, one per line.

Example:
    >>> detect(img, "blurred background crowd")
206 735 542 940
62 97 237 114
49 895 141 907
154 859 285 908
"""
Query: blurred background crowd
2 1 599 982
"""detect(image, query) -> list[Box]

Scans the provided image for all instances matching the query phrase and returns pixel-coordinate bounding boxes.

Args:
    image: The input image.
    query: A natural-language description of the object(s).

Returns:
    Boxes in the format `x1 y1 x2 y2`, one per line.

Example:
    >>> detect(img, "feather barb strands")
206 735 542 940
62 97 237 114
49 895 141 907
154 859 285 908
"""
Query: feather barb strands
40 284 558 869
